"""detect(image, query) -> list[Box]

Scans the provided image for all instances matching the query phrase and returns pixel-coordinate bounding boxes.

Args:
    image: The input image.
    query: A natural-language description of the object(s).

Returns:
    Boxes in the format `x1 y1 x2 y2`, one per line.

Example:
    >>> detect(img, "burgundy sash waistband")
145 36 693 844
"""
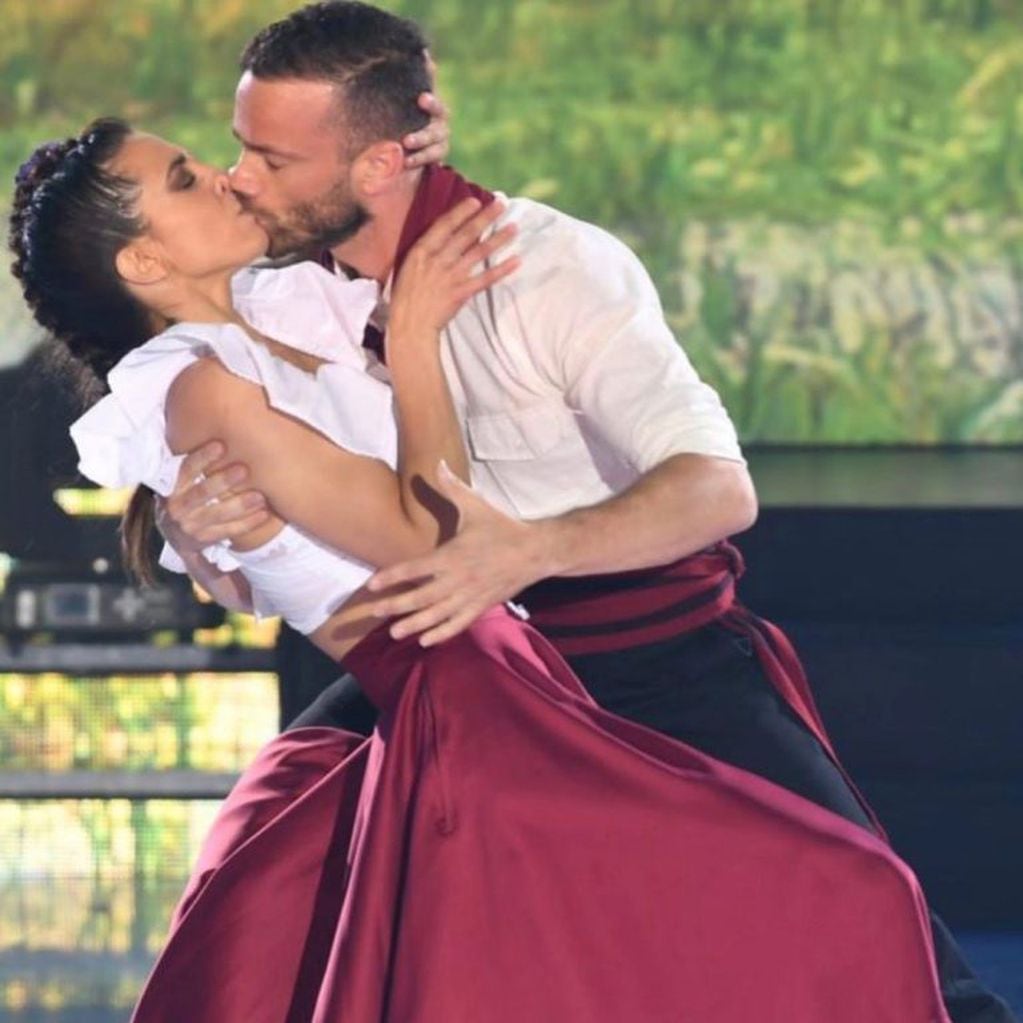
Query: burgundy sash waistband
517 540 883 833
517 542 745 657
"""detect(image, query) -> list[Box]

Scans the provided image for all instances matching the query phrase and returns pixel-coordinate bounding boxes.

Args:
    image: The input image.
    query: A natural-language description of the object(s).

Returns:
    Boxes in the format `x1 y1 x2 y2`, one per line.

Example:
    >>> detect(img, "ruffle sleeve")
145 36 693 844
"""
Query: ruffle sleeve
69 347 196 497
68 263 397 576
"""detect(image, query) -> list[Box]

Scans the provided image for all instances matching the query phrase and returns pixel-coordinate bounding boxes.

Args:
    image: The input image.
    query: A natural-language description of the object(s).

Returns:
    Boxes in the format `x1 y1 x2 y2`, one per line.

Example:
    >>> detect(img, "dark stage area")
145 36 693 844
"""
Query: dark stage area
742 448 1023 933
2 446 1021 1017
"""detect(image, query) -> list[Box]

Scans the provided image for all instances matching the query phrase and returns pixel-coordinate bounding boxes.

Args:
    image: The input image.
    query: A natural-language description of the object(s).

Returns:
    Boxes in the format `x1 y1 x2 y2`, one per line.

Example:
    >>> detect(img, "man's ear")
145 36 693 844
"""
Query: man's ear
352 140 407 198
115 238 168 286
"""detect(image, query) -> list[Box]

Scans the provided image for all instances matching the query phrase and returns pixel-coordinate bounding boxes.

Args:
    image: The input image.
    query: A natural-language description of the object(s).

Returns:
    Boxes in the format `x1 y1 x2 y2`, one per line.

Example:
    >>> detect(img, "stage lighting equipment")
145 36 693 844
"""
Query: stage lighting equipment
0 559 225 637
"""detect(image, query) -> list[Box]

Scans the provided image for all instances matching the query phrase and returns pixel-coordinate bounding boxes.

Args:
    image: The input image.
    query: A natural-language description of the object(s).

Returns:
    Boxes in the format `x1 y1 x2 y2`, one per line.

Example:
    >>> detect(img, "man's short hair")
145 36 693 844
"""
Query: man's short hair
240 2 431 153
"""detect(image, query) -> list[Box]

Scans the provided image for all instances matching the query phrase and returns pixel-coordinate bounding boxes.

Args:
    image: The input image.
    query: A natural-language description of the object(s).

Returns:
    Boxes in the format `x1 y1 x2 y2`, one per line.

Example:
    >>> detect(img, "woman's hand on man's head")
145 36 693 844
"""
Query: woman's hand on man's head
389 198 520 340
403 71 451 170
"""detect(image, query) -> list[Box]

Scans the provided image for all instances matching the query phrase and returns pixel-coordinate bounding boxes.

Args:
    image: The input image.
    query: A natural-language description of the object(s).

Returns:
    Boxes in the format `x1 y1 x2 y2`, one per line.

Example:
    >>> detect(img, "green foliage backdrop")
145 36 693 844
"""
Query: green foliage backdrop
4 0 1023 440
3 5 1023 1009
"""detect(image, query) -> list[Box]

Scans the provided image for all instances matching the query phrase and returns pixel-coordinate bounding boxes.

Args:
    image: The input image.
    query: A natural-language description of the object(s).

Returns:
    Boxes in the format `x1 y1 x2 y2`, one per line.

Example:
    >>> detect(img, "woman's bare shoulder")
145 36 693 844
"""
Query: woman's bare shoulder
165 355 267 454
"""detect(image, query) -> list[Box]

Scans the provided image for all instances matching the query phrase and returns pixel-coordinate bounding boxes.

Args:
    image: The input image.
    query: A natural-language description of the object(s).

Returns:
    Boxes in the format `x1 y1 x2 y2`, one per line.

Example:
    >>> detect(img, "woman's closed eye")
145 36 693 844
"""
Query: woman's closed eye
166 152 197 191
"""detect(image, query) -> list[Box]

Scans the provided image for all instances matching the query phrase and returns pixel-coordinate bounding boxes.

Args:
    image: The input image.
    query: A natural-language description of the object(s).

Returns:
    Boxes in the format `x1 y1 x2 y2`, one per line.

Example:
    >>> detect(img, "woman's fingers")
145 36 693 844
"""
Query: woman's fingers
455 256 521 304
417 197 483 255
441 223 519 307
398 198 520 324
419 197 506 261
456 223 518 273
446 200 506 253
403 88 450 169
431 205 512 279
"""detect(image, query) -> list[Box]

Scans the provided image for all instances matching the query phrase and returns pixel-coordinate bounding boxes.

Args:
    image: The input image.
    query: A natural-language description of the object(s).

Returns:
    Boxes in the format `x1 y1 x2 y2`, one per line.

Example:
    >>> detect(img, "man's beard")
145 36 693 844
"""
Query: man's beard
253 181 370 259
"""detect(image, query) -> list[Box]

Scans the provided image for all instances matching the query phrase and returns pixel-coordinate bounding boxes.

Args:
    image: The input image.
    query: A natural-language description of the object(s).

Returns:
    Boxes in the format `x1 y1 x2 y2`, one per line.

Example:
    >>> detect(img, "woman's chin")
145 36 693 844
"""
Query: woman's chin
235 226 271 266
249 225 272 260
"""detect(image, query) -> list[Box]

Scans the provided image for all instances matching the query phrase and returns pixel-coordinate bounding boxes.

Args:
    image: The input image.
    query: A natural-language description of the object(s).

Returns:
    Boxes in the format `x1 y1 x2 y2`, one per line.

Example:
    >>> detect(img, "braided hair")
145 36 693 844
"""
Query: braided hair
8 117 152 399
8 117 158 581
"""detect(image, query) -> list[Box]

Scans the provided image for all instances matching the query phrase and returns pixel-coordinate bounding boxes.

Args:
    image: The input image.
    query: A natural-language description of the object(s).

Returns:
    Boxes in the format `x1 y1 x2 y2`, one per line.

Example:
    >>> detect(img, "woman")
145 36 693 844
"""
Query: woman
10 119 949 1022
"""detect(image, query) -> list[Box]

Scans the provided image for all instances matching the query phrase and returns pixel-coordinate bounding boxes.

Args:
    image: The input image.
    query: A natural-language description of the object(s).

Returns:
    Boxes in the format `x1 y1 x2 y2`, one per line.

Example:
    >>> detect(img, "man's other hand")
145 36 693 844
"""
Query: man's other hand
365 462 551 646
155 441 270 552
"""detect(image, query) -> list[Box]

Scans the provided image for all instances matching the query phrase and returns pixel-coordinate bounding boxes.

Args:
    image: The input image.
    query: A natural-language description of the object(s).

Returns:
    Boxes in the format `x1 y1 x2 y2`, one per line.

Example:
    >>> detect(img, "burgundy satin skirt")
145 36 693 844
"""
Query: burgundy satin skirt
131 607 948 1022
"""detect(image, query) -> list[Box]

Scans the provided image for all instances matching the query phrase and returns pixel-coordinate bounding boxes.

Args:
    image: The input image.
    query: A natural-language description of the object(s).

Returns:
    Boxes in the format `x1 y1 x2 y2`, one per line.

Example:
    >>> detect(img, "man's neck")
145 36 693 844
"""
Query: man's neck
329 180 418 285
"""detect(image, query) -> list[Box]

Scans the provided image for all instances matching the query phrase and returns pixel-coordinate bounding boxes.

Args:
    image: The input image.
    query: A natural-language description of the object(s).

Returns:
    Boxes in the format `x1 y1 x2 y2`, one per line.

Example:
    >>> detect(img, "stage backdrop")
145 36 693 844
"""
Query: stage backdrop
4 4 1023 1017
3 0 1023 442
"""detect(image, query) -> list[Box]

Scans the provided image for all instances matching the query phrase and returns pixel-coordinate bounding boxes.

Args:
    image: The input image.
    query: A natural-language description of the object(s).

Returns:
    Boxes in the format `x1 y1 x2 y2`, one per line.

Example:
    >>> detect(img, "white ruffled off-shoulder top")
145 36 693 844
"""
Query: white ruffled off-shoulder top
70 261 399 634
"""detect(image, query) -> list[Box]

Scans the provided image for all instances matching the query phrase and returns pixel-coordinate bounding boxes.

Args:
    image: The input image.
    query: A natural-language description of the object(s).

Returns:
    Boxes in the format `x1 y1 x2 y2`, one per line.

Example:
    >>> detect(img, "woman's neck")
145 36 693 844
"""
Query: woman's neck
155 272 240 328
148 271 323 375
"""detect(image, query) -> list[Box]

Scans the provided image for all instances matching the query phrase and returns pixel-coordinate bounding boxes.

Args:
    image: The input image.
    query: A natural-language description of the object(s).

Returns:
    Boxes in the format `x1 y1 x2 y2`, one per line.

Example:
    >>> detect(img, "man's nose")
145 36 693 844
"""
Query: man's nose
228 155 259 196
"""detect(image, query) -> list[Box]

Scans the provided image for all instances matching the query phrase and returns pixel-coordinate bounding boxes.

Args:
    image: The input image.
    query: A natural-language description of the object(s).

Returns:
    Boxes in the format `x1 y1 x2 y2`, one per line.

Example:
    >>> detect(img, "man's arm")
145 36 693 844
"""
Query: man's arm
363 453 756 644
365 213 756 644
162 209 749 639
522 453 756 578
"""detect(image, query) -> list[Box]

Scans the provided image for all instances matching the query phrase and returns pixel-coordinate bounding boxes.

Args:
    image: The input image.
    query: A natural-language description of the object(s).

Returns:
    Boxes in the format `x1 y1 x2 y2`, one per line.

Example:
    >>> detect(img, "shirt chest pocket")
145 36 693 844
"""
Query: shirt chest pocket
466 402 576 461
466 403 588 519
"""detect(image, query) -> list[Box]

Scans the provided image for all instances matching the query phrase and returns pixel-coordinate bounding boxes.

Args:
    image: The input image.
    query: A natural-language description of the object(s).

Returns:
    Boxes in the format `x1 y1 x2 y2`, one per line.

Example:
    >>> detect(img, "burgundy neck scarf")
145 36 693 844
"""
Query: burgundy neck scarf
321 165 495 363
393 164 496 274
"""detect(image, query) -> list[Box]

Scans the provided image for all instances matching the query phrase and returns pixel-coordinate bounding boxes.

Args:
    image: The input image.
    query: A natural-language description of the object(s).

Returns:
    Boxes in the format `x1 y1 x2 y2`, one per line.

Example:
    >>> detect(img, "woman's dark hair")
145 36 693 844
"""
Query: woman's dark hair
8 116 159 583
240 2 431 156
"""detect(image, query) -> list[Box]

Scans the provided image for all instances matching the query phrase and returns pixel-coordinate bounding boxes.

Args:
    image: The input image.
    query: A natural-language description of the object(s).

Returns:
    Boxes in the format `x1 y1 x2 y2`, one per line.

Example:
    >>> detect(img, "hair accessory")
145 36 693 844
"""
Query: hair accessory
14 141 66 187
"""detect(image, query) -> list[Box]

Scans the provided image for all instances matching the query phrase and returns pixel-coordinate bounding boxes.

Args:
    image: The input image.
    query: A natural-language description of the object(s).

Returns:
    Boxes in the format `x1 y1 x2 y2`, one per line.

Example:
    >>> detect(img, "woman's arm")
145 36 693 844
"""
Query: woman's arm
165 361 458 568
164 199 518 569
385 198 517 540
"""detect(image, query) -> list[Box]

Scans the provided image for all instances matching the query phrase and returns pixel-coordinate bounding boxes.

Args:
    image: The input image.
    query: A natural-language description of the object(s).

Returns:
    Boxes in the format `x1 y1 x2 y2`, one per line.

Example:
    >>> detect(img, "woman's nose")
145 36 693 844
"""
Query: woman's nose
213 171 231 197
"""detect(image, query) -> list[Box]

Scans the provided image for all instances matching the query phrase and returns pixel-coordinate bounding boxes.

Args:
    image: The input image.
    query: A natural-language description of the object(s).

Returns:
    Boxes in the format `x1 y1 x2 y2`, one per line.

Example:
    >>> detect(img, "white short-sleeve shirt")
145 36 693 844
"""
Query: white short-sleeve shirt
368 196 744 521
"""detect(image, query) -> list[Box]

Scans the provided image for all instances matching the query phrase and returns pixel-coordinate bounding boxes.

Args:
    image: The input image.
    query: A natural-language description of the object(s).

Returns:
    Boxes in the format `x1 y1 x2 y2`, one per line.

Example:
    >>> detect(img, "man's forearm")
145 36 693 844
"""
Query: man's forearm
363 453 758 646
527 454 758 580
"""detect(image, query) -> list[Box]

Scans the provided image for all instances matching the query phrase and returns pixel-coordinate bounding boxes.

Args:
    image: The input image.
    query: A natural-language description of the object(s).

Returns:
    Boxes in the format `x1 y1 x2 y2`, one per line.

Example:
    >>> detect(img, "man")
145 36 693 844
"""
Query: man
161 4 1014 1020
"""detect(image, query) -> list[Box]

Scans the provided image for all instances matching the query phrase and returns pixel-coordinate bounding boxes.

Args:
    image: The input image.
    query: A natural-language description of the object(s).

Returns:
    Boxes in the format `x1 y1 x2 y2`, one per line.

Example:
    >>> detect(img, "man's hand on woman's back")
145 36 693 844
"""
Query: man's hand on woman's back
156 441 269 554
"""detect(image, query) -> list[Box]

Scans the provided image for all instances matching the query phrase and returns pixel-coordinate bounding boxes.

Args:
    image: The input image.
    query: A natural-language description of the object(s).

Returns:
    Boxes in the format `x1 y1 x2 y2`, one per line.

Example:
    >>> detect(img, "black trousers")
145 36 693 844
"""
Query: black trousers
288 621 1017 1023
